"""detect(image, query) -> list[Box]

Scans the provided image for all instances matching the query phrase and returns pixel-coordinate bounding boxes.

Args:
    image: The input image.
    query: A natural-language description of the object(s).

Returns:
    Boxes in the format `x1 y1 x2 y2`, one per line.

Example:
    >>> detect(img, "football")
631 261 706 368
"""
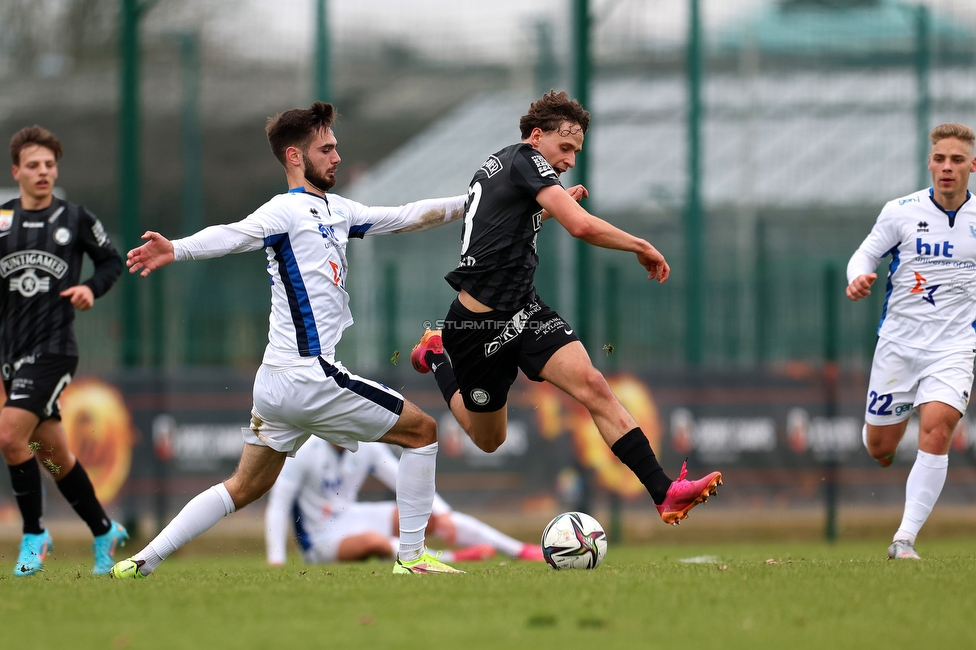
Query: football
541 511 608 570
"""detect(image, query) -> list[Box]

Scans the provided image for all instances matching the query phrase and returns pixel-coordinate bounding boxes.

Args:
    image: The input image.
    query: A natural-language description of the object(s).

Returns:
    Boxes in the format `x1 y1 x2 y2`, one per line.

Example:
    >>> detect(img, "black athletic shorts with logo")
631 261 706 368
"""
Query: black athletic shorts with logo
442 297 579 412
1 353 77 420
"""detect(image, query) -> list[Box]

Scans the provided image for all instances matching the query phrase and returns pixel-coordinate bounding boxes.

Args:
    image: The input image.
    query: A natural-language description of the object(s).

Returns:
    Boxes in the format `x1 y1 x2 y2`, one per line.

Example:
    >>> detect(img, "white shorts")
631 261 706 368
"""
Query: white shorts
301 501 397 564
864 338 974 425
243 358 403 455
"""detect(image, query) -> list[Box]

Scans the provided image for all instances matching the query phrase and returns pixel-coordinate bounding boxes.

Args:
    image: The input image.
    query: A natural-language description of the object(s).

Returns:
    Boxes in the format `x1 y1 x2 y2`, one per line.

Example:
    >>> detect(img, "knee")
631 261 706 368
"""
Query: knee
404 413 438 449
576 370 615 409
920 425 953 452
864 428 898 459
866 439 895 460
0 428 28 461
473 432 504 453
226 476 273 510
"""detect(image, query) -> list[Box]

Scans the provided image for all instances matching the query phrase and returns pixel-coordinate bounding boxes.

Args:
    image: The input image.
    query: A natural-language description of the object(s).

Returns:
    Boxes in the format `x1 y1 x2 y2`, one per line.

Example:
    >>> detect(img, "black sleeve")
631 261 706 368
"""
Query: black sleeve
510 146 563 197
77 207 123 299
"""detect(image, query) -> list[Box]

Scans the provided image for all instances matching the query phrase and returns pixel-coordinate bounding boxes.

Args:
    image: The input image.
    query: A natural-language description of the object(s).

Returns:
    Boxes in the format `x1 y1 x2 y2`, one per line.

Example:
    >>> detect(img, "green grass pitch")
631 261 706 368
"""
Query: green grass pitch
2 539 973 649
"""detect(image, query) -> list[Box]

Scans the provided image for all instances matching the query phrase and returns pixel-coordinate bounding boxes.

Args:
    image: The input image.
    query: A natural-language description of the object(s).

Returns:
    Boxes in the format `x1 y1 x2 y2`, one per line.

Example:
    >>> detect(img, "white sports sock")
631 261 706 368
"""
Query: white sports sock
451 511 523 558
134 483 236 574
861 424 868 449
894 450 948 544
388 537 400 557
396 442 438 561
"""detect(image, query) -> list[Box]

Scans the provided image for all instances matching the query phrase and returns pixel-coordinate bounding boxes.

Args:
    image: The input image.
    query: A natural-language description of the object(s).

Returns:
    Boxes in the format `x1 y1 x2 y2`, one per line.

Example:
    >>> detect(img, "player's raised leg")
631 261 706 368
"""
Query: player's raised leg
412 329 510 452
888 400 959 560
412 329 479 441
538 341 721 525
111 443 286 578
379 400 462 574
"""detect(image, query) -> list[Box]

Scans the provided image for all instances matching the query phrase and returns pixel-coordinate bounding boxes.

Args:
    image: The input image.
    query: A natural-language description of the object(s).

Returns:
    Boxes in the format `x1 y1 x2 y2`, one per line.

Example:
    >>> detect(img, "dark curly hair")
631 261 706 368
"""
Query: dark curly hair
519 91 590 139
10 125 63 165
265 102 337 166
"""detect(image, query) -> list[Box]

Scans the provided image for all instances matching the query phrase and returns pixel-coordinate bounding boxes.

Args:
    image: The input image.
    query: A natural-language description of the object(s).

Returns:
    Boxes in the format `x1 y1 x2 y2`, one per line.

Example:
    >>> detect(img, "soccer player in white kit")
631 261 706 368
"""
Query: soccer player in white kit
847 122 976 560
110 102 467 577
265 438 544 564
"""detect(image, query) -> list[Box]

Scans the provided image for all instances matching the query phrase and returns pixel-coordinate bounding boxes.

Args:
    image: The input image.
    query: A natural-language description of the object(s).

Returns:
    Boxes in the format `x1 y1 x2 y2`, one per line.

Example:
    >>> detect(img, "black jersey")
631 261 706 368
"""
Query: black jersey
445 142 562 311
0 197 122 362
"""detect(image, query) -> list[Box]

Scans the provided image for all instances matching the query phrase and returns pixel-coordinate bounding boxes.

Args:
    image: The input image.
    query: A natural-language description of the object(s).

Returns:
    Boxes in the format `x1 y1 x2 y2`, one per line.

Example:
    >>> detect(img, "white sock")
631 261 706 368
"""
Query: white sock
894 450 948 544
862 424 868 449
396 442 438 561
388 537 400 557
451 511 523 558
134 484 236 574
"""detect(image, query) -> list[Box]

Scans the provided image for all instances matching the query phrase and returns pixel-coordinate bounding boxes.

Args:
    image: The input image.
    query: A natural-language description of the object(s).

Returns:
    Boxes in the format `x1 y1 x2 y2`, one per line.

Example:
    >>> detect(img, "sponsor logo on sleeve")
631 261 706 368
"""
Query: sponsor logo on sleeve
531 154 558 179
481 155 503 178
0 210 13 231
91 219 109 247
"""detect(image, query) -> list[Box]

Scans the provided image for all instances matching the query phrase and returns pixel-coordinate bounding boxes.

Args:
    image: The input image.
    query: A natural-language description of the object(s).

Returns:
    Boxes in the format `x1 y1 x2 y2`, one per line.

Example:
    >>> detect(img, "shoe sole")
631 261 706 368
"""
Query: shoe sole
661 473 723 526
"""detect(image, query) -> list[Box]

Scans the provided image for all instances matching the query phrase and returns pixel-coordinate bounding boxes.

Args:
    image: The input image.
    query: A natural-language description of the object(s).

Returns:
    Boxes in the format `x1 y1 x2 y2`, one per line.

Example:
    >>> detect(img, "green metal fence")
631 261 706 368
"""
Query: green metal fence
1 0 974 373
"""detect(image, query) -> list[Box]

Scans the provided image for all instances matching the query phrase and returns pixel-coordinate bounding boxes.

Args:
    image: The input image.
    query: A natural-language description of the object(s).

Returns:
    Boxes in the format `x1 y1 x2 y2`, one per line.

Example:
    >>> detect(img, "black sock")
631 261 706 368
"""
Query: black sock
55 461 111 537
611 428 672 505
8 458 44 534
426 350 459 406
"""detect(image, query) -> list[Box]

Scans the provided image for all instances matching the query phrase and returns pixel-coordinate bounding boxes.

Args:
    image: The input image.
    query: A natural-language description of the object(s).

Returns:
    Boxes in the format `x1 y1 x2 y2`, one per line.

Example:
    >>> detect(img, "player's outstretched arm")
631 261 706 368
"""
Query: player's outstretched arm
846 273 877 301
536 185 670 283
127 231 174 277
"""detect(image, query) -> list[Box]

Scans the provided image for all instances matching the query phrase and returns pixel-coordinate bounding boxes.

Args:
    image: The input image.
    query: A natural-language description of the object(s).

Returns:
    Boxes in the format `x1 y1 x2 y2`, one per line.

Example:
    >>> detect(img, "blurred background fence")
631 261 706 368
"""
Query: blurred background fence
2 0 976 539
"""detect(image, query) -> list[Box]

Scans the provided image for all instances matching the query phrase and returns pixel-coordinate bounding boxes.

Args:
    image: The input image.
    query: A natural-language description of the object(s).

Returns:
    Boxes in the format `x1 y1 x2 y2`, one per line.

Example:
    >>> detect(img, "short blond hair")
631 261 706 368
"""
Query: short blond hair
930 122 975 147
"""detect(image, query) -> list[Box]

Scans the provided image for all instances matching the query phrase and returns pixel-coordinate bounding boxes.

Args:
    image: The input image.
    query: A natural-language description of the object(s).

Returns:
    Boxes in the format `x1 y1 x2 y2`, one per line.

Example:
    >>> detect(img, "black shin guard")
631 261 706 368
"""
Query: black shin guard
8 458 44 534
56 461 111 537
426 351 460 406
611 428 672 505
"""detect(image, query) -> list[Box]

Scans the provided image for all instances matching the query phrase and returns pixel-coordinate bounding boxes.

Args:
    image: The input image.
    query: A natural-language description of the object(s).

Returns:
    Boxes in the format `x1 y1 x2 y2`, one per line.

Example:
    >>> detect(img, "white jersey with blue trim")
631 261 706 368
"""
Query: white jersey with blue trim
171 189 465 366
847 188 976 351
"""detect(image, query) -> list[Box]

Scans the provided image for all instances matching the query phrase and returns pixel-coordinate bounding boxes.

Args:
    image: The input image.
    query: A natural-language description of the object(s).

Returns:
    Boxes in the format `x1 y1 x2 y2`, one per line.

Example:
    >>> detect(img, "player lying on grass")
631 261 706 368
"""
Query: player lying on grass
111 102 468 578
411 91 721 525
265 437 544 564
846 122 976 560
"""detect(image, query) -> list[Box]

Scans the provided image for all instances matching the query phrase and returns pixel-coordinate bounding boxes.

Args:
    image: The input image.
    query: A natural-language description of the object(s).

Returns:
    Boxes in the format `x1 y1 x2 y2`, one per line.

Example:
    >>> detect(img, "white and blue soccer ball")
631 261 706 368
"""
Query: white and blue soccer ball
541 511 607 570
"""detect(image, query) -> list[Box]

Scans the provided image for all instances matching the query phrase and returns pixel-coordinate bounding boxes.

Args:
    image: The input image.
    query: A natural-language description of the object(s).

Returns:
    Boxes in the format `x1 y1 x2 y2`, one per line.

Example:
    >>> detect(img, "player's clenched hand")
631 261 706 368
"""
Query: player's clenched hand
541 185 588 221
127 231 175 277
60 285 94 311
565 184 588 203
846 273 876 301
637 244 670 283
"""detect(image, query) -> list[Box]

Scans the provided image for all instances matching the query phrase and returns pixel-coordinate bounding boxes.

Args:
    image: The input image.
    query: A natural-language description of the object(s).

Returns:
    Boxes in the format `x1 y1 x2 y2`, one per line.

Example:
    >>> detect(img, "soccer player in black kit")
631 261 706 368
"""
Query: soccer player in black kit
412 91 722 524
1 126 128 575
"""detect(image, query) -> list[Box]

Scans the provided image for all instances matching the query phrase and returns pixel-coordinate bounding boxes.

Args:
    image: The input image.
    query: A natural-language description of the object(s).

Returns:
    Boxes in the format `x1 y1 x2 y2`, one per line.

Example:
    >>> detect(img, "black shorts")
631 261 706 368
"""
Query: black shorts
442 297 579 412
1 353 77 420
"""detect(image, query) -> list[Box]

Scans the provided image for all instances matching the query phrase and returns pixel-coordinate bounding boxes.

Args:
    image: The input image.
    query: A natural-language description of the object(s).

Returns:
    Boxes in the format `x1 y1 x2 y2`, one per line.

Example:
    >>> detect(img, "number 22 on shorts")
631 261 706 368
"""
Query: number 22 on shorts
867 391 893 416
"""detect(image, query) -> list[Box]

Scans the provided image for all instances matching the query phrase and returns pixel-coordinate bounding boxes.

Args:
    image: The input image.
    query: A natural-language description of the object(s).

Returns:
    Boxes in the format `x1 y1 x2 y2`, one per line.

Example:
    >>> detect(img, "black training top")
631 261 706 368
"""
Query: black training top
445 142 563 311
0 197 122 362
